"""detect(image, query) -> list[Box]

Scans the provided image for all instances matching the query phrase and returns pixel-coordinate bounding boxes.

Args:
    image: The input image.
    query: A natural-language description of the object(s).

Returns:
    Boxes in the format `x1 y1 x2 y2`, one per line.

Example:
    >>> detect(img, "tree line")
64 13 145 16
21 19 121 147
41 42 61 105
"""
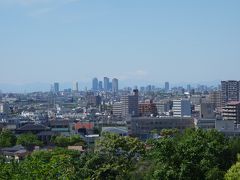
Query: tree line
0 129 240 179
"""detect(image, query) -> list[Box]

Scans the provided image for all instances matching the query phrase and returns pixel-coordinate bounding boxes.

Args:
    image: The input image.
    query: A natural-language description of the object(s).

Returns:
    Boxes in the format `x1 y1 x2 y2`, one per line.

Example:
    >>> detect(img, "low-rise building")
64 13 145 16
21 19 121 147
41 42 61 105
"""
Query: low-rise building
155 100 171 115
200 103 215 119
215 120 240 136
127 116 194 139
196 118 216 129
49 120 74 136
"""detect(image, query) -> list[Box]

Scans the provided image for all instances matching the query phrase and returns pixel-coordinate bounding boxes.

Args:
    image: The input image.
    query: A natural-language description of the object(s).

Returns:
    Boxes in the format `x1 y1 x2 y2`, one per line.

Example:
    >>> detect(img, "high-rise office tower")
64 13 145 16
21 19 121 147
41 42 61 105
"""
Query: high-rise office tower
104 77 109 91
73 81 79 92
221 80 240 107
108 82 112 91
121 89 139 117
92 78 98 91
98 81 103 90
187 84 191 92
54 82 59 93
112 78 119 93
165 82 169 92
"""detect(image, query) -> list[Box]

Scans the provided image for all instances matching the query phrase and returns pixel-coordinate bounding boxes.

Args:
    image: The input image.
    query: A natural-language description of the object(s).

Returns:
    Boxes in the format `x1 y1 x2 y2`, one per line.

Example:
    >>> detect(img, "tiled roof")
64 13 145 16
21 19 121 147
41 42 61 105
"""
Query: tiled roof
49 120 70 126
17 124 48 131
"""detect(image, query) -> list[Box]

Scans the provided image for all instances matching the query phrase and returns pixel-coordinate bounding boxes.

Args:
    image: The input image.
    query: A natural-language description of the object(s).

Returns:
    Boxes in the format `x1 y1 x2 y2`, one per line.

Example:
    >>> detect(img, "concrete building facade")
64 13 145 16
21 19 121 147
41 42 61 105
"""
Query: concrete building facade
127 116 194 139
173 99 191 117
121 89 139 117
222 101 240 123
221 80 240 107
112 102 122 117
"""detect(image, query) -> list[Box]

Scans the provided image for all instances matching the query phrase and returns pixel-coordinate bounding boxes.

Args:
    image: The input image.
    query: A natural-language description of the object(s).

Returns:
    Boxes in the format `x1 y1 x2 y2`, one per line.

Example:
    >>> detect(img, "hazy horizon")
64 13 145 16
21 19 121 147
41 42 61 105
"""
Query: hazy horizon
1 0 240 89
0 79 222 93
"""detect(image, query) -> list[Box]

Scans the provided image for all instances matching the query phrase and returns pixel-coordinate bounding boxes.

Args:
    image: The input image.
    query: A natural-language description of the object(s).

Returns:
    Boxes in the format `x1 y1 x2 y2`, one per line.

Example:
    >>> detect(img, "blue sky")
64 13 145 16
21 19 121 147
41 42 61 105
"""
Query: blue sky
0 0 240 89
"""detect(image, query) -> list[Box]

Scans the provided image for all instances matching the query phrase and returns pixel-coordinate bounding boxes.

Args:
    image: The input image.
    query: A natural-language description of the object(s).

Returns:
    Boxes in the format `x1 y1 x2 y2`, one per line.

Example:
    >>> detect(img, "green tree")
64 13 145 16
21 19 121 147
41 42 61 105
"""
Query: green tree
93 132 145 179
225 154 240 180
7 148 82 179
52 135 70 147
69 135 86 147
16 133 42 151
0 130 16 147
143 129 232 180
52 135 86 147
160 128 179 137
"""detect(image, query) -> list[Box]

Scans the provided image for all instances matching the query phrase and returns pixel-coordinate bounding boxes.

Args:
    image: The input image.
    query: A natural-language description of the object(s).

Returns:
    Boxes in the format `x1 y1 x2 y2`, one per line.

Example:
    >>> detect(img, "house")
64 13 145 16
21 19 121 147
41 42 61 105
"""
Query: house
0 145 28 161
16 123 49 134
49 120 74 136
37 131 59 144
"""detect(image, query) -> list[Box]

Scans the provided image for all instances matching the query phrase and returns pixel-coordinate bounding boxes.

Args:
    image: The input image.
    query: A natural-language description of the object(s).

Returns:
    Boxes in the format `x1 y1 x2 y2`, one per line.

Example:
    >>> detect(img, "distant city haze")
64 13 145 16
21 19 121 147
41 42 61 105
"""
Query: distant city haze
0 0 240 92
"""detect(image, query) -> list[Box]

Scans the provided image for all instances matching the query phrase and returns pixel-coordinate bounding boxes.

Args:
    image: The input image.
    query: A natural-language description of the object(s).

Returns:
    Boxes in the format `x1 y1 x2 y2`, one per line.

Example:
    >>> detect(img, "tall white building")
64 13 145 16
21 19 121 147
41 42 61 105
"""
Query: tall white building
112 78 118 93
173 99 191 117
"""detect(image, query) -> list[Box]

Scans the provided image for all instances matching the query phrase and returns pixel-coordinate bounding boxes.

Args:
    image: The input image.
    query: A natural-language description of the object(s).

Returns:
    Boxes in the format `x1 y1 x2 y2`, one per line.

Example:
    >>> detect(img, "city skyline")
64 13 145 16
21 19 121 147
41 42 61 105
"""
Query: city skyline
0 78 222 93
1 1 240 178
1 0 240 90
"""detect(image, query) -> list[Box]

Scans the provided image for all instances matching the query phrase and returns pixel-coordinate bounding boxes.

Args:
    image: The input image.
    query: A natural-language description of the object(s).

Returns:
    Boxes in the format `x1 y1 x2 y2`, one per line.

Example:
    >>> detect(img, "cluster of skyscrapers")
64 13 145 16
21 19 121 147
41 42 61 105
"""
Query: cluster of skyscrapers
92 77 118 93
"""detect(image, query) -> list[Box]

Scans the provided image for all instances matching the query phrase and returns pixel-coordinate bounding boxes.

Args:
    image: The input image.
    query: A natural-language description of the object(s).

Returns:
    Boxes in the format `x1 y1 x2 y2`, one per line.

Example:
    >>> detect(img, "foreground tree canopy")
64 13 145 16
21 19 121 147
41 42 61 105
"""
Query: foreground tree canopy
141 129 234 180
16 133 43 151
0 130 16 147
0 129 240 179
51 135 86 147
225 154 240 180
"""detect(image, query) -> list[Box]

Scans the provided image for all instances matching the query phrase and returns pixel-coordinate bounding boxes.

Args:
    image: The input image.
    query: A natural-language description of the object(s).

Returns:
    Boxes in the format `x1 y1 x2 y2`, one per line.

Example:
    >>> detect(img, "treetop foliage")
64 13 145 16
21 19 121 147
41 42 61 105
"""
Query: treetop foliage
0 129 240 179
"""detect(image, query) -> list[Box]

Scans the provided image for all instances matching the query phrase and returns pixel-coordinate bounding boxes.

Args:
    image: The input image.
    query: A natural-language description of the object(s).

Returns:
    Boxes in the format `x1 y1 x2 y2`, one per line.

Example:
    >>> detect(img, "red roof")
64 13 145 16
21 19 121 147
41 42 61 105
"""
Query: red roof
75 122 94 130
